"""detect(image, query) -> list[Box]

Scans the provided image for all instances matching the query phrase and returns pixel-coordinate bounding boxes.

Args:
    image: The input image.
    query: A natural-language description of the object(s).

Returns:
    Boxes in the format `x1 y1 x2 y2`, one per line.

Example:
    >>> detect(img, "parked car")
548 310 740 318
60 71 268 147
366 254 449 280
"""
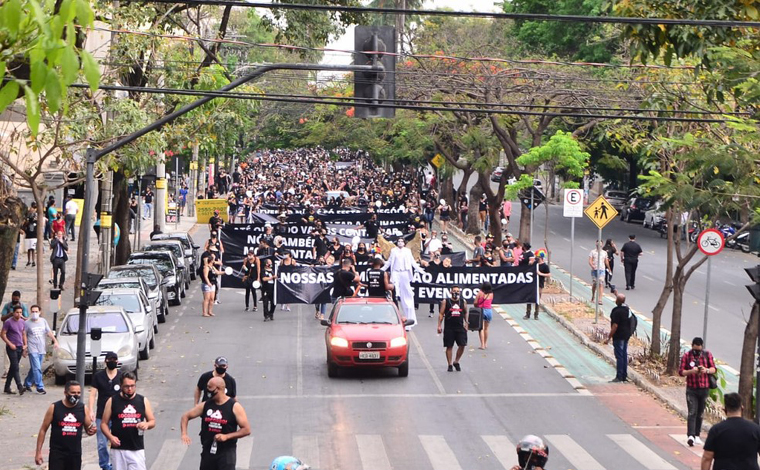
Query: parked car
620 197 655 223
53 306 139 384
321 297 412 378
603 190 628 210
128 251 184 305
152 231 201 280
96 277 163 324
95 288 157 360
489 167 518 185
106 265 168 321
643 202 666 229
143 240 191 289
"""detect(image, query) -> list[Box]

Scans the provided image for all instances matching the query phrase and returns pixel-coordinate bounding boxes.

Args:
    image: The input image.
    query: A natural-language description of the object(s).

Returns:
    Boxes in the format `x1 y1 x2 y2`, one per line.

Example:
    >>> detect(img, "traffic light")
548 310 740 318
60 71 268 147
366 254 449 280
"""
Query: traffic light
354 26 396 119
746 265 760 301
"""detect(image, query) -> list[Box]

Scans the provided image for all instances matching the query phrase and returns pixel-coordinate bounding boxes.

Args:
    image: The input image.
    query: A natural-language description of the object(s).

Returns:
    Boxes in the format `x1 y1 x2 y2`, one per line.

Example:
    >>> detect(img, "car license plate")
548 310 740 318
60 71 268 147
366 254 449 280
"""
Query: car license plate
359 351 380 360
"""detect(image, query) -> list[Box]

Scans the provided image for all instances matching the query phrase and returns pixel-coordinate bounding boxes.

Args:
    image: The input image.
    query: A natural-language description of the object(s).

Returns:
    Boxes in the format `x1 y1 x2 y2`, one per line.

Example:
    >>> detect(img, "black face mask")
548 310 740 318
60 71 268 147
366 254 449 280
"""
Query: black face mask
692 349 702 356
451 293 460 301
215 366 227 375
122 390 136 399
207 389 218 399
106 361 118 370
66 394 80 405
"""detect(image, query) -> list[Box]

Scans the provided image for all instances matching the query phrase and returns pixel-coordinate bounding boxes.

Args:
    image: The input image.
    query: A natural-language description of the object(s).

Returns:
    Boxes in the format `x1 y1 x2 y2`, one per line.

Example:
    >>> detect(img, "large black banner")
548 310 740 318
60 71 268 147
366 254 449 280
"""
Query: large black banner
274 264 539 305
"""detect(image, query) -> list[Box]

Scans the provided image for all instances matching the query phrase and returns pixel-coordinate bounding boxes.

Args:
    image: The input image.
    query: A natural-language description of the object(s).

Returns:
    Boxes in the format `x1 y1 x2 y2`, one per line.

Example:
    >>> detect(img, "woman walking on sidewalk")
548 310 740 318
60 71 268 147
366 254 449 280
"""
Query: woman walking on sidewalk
474 282 494 349
603 238 618 289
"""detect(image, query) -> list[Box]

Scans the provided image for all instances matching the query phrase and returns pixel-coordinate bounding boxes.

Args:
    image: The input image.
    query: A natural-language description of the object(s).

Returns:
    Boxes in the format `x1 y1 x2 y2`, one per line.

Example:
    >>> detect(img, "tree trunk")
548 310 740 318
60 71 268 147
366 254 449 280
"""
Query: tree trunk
439 172 454 208
466 181 483 235
738 302 759 419
488 206 502 244
0 196 27 306
650 209 675 356
543 198 550 260
666 273 685 374
456 168 472 199
113 171 132 265
518 203 531 242
35 190 46 307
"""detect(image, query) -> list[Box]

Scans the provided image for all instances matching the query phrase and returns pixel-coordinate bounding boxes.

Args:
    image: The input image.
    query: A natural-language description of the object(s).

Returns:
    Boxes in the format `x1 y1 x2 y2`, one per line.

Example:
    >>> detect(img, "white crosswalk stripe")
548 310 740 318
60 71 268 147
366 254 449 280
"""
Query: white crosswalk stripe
544 434 605 470
419 435 463 470
83 464 100 470
236 436 254 469
481 435 518 469
149 438 188 470
356 435 392 470
608 434 677 470
292 434 320 470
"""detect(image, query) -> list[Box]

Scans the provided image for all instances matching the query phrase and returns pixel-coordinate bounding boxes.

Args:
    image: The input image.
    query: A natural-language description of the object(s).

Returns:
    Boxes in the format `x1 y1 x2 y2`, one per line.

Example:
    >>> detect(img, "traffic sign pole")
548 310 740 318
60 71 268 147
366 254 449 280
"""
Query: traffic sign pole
702 256 712 346
595 226 602 324
697 228 725 348
563 189 584 300
570 217 575 299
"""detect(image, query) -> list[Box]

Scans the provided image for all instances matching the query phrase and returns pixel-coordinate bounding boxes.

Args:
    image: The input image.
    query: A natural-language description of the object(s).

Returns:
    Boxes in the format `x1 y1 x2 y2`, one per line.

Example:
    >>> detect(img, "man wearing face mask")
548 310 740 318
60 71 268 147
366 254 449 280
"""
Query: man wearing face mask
181 377 252 470
35 380 96 469
678 337 715 447
23 304 58 394
382 238 425 329
437 286 469 372
195 357 237 405
101 372 156 470
89 352 122 470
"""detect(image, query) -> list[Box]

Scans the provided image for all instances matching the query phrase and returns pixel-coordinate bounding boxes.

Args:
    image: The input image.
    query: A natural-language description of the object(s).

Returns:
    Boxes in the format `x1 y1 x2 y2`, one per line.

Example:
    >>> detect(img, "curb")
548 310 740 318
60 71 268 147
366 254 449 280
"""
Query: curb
442 221 706 430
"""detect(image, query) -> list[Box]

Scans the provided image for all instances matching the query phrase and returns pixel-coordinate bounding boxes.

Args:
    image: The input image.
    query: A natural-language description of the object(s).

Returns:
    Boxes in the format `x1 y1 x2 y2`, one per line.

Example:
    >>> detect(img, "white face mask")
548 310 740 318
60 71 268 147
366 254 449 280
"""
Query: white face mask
31 312 40 320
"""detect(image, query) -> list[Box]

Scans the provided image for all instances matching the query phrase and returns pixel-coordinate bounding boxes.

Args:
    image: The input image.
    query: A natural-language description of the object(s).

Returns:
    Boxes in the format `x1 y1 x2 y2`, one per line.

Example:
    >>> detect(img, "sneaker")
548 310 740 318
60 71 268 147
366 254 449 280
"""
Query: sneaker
252 307 257 312
453 363 461 371
428 313 434 318
24 386 32 392
36 389 46 395
523 314 530 320
244 307 249 311
263 317 270 322
534 314 539 320
18 387 25 396
687 436 694 447
214 300 220 305
694 436 703 446
3 389 15 395
285 306 291 312
609 378 624 383
447 365 453 372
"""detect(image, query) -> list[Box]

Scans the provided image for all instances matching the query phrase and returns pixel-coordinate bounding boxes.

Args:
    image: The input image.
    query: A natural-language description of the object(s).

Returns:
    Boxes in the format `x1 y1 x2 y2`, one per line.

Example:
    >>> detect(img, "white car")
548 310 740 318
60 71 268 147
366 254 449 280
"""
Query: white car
643 202 665 229
53 306 139 384
95 288 157 361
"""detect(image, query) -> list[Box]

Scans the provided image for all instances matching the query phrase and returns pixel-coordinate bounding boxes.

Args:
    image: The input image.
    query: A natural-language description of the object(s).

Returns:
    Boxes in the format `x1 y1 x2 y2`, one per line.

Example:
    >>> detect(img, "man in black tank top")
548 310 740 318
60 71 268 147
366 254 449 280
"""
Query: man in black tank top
366 258 393 298
181 377 252 470
101 372 156 470
35 380 96 469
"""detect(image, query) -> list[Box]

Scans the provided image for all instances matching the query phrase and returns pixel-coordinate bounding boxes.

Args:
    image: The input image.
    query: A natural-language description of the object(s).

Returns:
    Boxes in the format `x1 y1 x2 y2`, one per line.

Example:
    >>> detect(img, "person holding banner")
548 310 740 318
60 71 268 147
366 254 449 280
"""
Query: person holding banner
382 238 425 329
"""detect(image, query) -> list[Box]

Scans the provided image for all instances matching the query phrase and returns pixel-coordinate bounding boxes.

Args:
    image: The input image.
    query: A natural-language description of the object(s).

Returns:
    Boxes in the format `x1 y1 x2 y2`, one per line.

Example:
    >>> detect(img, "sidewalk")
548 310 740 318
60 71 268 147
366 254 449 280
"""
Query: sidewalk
0 213 197 470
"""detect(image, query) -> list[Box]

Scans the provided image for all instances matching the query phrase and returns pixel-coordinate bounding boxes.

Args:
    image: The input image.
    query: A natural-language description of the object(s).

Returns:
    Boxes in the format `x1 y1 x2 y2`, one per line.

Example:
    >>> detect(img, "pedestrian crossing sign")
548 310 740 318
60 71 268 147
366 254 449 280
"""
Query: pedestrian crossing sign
431 154 444 168
584 195 618 229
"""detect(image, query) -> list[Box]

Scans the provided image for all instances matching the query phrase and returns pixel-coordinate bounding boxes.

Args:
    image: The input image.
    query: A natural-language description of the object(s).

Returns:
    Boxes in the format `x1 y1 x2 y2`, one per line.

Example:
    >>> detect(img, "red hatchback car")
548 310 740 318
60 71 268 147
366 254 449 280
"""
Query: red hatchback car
321 297 412 377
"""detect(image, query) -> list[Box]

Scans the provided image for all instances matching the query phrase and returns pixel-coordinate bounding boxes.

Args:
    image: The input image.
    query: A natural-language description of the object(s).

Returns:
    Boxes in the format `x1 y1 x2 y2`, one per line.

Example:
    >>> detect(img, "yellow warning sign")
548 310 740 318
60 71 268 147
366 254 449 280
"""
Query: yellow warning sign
189 162 198 170
431 154 444 168
584 195 618 229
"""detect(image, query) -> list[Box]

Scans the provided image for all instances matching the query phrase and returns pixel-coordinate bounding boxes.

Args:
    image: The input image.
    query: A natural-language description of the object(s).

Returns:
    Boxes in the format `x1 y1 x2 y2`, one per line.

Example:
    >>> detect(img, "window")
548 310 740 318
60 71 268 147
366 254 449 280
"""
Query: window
109 268 157 288
96 294 142 314
62 313 129 334
336 304 399 324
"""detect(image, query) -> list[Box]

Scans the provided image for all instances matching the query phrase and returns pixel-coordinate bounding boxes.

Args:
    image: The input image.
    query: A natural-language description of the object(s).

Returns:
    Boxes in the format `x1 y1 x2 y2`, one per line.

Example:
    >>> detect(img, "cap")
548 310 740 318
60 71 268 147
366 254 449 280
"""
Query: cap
105 351 118 360
214 209 220 214
486 233 494 239
215 356 228 366
505 232 513 238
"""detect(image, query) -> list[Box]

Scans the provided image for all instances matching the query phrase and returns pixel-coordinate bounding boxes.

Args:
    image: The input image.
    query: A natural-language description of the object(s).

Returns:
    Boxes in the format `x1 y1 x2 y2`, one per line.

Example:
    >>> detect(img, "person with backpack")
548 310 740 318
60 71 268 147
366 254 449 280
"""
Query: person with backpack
604 293 637 383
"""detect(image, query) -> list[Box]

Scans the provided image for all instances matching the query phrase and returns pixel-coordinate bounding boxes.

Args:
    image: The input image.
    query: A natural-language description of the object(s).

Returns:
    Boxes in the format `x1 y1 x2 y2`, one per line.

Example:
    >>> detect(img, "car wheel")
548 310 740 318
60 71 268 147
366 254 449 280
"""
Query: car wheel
181 285 186 298
157 308 166 323
327 361 338 378
139 343 150 361
625 213 631 223
174 290 182 306
149 332 156 350
643 220 649 229
153 321 159 334
190 268 197 281
55 373 67 385
398 360 409 377
185 279 190 291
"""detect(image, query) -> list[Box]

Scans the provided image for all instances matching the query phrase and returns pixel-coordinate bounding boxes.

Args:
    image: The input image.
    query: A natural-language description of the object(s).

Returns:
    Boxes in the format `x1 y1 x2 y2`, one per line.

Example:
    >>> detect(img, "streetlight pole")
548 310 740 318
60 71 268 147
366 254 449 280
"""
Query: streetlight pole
74 63 381 384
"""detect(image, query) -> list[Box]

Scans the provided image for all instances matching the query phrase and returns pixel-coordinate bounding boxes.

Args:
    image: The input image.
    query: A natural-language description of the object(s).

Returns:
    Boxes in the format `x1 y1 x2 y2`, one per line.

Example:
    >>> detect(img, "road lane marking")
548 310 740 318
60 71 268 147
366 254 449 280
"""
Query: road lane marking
709 305 719 311
563 237 570 242
408 330 446 395
149 439 187 470
292 435 320 469
723 280 733 285
608 434 677 470
544 435 605 470
419 435 462 470
236 436 254 469
642 275 655 281
356 435 392 470
667 434 704 456
296 307 303 396
580 245 589 251
481 435 518 469
162 392 588 402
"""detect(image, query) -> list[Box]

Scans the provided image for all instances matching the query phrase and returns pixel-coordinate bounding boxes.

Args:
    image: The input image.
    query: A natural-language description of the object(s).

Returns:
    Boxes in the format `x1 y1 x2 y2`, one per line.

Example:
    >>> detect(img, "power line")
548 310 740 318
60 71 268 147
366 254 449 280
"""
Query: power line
67 82 733 123
139 0 760 28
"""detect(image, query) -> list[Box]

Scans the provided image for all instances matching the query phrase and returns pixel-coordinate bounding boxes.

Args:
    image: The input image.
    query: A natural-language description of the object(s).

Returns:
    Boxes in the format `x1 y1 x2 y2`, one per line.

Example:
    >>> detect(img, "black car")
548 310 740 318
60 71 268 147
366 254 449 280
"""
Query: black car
151 232 201 280
128 251 184 306
620 197 655 223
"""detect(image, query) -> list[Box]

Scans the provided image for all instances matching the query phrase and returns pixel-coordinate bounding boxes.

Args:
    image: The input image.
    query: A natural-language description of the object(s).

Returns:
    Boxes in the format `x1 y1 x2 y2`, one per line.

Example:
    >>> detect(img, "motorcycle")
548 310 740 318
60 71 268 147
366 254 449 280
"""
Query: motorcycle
729 231 750 253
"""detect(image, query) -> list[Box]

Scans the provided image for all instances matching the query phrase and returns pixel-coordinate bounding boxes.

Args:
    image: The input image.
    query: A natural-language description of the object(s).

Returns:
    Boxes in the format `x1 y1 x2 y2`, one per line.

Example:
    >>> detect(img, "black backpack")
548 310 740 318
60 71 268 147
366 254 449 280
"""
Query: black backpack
628 309 638 338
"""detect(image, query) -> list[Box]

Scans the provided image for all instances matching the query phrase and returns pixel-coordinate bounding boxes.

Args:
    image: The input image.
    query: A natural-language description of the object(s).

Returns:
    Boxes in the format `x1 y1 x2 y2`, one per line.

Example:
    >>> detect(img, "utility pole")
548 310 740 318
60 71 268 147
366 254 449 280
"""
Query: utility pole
155 162 166 233
188 143 198 217
99 171 113 273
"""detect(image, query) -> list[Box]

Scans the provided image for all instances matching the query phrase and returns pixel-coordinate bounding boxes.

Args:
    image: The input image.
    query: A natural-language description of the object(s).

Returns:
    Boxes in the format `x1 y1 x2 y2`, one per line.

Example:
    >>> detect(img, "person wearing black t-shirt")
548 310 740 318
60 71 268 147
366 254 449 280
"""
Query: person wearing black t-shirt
620 234 643 290
89 352 122 470
365 258 393 298
702 392 760 470
331 259 360 302
35 380 96 469
260 259 277 321
605 294 634 383
195 357 237 404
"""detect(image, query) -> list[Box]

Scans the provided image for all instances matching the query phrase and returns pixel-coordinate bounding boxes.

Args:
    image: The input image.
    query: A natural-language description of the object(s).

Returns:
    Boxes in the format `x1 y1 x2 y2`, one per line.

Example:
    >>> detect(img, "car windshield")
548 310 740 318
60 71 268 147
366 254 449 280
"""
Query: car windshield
98 281 141 291
608 192 626 199
62 313 129 334
336 304 399 325
130 257 173 276
145 244 183 260
96 294 141 313
108 267 157 288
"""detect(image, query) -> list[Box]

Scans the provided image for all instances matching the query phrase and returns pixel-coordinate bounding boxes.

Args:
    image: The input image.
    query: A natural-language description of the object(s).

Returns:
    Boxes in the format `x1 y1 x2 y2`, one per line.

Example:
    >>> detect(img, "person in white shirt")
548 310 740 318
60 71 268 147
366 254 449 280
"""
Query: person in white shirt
588 240 609 305
382 238 425 329
427 230 442 255
64 198 78 242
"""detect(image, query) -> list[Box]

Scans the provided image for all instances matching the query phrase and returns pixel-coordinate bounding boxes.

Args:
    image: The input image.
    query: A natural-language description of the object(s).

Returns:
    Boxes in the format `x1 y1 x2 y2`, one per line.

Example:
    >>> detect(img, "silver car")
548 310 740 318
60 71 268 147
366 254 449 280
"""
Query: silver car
106 265 168 321
53 306 139 385
604 190 628 210
95 288 157 361
96 277 162 323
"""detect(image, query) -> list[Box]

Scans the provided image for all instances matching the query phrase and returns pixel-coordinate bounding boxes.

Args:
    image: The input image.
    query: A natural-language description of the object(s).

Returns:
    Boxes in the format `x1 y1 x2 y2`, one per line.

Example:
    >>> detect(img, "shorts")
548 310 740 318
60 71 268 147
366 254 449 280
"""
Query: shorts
25 238 37 251
202 283 216 293
48 449 81 470
111 449 146 470
200 449 236 470
440 216 450 221
481 308 493 322
443 328 467 348
590 270 605 282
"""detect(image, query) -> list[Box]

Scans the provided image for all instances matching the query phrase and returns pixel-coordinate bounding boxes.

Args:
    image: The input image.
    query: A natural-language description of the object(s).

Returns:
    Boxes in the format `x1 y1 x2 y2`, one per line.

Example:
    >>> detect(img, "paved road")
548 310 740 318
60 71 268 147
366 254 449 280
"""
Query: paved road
66 224 693 470
505 203 757 371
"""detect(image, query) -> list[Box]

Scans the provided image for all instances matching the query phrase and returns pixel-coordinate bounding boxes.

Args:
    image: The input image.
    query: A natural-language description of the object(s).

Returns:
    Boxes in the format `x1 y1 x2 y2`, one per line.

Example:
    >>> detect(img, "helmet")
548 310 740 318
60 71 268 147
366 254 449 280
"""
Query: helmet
270 456 309 470
517 435 549 469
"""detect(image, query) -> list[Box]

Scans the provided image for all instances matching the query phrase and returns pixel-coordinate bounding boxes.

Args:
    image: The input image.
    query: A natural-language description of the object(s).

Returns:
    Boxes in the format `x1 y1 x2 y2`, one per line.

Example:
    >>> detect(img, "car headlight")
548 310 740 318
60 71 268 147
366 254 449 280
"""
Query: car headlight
330 337 349 348
118 345 132 357
135 326 144 333
148 291 158 299
162 276 177 286
54 348 74 360
390 337 407 348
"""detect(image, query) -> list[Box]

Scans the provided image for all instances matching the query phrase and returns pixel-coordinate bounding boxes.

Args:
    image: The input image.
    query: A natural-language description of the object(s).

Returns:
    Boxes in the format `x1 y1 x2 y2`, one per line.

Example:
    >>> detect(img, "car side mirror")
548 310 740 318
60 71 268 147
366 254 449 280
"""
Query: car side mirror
146 305 152 312
192 244 200 249
404 319 415 327
320 319 330 327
